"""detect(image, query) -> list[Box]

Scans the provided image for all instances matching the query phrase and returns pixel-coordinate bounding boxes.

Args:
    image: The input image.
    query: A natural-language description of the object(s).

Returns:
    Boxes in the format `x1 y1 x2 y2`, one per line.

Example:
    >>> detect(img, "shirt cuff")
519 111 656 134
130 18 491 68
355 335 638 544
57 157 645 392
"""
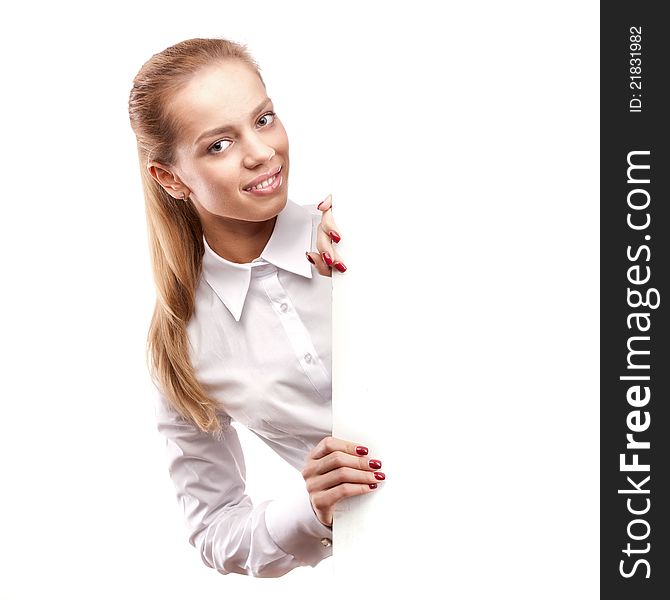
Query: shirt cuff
264 488 333 566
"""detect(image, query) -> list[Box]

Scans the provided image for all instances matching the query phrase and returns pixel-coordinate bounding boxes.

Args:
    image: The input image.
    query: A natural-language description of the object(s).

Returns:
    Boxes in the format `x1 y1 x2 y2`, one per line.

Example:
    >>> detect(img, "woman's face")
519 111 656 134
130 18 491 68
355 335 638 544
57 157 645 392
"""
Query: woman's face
163 60 289 223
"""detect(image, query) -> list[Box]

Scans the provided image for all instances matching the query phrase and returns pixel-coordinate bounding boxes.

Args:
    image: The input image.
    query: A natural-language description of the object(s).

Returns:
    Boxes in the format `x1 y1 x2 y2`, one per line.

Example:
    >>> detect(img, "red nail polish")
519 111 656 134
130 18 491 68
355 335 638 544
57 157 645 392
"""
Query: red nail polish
374 472 385 480
329 231 341 243
305 252 315 264
369 459 382 470
322 252 333 266
334 262 347 273
317 200 325 210
369 483 378 489
356 446 368 456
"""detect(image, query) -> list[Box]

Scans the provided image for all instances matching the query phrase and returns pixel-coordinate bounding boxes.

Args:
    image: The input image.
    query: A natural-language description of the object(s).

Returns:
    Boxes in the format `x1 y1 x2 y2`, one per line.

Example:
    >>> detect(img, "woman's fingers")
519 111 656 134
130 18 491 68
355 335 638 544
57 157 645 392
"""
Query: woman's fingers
303 449 382 478
317 195 340 244
308 436 362 461
310 483 379 514
317 223 337 263
305 466 385 493
317 223 347 273
306 194 346 274
305 251 332 277
317 194 332 212
303 436 384 527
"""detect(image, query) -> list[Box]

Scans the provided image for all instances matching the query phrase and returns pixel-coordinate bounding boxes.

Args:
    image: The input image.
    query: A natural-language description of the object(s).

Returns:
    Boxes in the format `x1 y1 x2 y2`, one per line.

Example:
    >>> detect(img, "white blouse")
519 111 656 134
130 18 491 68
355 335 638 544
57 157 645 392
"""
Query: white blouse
153 199 334 577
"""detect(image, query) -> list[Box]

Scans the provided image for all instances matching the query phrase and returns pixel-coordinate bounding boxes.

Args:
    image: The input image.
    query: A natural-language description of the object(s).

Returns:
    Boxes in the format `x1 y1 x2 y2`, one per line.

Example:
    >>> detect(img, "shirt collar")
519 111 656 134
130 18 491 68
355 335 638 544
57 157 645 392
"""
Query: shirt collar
201 199 314 322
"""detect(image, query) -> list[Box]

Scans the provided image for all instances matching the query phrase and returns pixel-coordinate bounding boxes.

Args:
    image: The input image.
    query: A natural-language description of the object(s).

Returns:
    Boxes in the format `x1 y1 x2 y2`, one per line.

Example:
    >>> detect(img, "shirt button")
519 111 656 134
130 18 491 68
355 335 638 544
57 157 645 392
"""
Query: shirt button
304 353 312 363
320 537 332 547
280 303 288 312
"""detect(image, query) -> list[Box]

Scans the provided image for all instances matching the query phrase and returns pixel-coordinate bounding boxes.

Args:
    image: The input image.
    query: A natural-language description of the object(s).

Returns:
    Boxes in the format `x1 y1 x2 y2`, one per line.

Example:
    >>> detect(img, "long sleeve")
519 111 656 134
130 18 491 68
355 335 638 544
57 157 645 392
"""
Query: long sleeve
154 390 333 578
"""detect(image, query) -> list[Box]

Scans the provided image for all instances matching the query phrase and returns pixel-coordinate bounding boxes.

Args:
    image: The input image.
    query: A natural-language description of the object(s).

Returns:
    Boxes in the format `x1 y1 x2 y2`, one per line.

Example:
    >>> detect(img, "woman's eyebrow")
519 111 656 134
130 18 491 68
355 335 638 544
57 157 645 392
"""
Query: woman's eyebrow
194 97 272 146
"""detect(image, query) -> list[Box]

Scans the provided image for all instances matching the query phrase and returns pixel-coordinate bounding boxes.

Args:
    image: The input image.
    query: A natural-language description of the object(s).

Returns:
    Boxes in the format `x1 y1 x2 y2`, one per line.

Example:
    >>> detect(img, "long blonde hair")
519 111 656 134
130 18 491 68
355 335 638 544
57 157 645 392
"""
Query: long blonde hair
128 38 264 435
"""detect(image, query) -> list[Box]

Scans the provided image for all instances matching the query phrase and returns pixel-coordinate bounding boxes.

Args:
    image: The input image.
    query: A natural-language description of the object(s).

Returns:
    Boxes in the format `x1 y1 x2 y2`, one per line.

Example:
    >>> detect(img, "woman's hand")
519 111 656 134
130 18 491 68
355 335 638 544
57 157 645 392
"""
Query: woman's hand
306 194 346 277
302 436 384 528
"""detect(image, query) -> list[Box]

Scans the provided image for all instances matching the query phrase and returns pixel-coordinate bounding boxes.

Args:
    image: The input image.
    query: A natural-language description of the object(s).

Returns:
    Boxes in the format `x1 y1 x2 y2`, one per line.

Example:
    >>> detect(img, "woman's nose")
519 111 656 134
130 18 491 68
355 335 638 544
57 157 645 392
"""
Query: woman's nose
243 134 275 168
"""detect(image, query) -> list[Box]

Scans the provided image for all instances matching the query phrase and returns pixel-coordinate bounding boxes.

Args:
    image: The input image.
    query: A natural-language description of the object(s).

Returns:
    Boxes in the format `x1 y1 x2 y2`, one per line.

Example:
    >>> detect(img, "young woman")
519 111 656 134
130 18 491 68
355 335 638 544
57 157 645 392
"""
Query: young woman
127 38 385 578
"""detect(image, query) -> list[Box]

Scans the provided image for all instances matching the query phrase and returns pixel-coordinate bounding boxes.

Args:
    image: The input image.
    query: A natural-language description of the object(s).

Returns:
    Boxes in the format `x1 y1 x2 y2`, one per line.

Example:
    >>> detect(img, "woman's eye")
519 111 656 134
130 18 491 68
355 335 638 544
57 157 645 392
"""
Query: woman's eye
208 139 232 154
207 113 275 154
258 111 276 127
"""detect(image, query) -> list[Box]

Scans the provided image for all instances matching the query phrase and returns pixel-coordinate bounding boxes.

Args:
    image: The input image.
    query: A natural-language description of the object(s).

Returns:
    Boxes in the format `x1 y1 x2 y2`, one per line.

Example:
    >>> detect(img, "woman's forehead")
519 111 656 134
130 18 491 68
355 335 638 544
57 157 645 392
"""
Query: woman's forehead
171 61 267 144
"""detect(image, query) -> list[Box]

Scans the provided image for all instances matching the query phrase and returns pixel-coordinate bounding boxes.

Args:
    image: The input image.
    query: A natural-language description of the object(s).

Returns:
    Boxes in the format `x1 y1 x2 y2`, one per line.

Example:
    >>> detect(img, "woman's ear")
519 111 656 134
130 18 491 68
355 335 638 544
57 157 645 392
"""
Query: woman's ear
147 161 189 200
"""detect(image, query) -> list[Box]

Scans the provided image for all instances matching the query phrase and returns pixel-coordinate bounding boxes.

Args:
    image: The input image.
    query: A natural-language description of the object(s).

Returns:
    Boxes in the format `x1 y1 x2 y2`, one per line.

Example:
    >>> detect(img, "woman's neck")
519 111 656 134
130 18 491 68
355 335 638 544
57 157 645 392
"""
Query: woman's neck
203 215 277 264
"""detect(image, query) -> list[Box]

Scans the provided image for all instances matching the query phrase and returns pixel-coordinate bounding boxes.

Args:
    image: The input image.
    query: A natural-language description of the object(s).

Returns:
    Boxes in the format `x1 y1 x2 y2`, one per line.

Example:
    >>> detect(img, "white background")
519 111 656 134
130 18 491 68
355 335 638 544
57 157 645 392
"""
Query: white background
0 1 599 598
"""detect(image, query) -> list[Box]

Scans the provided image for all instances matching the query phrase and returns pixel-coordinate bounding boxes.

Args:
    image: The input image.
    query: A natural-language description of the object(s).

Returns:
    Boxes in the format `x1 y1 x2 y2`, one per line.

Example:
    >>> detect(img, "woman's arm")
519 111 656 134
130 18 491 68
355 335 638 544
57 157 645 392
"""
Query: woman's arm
154 389 333 578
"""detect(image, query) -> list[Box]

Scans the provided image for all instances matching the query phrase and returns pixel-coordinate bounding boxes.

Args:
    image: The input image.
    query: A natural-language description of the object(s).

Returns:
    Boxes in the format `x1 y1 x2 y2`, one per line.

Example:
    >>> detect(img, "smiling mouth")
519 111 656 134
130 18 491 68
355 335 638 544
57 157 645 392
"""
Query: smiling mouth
243 166 282 192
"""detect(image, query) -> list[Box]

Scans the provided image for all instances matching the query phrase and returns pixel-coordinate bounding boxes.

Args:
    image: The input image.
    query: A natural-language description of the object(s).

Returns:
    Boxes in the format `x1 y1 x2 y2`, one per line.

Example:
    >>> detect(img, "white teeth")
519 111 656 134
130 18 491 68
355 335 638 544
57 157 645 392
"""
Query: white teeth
247 174 277 191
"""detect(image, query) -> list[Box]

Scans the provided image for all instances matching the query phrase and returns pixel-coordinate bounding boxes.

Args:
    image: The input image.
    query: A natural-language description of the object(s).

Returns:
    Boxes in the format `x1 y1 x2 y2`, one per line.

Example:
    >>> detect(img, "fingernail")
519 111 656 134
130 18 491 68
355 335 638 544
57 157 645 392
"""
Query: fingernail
322 252 333 266
329 230 341 243
356 446 368 456
374 472 386 480
317 194 332 210
369 483 378 489
305 252 315 264
369 459 382 470
334 262 347 273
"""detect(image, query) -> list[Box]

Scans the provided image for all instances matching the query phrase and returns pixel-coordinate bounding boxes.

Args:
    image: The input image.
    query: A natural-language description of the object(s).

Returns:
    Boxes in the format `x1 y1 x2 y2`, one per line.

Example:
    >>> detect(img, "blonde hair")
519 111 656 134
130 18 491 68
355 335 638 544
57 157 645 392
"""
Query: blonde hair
128 38 264 435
